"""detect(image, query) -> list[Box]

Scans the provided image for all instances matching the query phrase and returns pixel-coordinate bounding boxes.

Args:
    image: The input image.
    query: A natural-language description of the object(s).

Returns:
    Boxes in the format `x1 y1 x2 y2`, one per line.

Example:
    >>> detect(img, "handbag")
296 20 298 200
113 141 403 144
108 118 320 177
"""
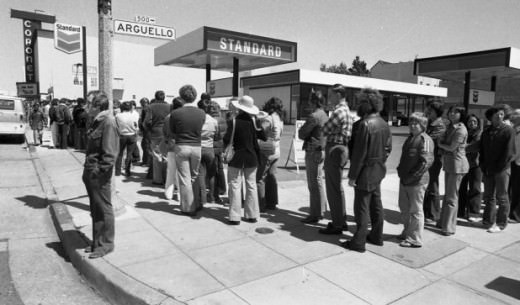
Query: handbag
223 119 236 164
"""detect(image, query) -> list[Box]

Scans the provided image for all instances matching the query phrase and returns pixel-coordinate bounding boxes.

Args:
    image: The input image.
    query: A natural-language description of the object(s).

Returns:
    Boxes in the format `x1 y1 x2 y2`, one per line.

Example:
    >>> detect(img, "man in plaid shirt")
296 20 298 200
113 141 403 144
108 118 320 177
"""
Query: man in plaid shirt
319 84 354 234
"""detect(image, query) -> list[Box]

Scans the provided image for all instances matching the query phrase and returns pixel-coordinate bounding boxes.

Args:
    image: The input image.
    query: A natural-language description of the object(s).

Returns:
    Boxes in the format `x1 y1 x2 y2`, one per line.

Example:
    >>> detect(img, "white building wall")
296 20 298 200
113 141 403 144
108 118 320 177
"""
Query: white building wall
37 35 230 101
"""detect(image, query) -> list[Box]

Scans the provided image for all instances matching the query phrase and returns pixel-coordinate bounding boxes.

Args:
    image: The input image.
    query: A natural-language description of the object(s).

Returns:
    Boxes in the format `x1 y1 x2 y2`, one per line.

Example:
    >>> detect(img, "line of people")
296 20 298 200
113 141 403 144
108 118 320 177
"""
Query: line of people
46 83 518 258
79 85 288 258
297 85 519 253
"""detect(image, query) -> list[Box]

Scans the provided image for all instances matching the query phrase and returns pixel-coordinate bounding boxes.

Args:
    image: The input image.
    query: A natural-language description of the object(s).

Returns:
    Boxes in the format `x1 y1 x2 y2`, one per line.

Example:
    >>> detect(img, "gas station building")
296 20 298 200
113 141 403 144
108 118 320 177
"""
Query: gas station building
154 27 447 124
415 47 520 117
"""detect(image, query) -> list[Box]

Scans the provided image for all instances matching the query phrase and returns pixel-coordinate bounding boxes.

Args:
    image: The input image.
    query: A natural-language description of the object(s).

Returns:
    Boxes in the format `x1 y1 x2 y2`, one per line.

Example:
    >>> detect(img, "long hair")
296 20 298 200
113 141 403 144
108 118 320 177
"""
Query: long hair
263 97 283 117
448 105 467 124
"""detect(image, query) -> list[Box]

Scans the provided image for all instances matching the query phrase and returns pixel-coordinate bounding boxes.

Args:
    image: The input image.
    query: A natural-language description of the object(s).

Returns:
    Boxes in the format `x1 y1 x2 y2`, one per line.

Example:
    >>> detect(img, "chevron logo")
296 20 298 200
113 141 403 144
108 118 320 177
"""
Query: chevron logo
54 23 83 54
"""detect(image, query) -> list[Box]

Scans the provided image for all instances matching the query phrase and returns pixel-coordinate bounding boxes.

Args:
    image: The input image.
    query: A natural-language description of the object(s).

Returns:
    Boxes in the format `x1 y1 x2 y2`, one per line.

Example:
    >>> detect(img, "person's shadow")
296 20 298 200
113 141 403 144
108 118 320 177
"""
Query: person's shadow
15 195 47 209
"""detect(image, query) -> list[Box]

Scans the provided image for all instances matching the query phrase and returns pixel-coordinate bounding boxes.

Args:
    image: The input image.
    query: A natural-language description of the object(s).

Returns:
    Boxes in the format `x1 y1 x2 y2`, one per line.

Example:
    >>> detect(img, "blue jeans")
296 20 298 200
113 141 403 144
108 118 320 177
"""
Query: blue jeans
115 134 137 174
228 166 259 221
151 137 167 184
439 173 463 234
458 166 482 218
82 168 114 255
324 143 348 229
350 186 384 250
399 183 427 246
194 147 215 205
257 154 279 210
305 150 327 218
483 169 510 229
174 145 202 213
424 158 442 221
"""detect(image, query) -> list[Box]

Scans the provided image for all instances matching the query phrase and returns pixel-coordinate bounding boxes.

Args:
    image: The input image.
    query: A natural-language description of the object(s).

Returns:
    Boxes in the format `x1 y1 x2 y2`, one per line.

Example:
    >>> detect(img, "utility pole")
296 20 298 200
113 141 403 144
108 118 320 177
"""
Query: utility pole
98 0 113 110
98 0 125 216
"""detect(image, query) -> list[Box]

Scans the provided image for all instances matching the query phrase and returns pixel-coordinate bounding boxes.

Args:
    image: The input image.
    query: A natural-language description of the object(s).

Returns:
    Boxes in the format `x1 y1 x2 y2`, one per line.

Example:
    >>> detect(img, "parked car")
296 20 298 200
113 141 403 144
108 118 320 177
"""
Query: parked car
0 95 26 142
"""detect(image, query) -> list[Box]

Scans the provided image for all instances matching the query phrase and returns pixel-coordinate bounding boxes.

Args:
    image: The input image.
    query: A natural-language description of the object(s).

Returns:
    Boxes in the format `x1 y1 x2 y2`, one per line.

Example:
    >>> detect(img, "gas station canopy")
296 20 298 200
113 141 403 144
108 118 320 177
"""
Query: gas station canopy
414 47 520 89
154 26 297 72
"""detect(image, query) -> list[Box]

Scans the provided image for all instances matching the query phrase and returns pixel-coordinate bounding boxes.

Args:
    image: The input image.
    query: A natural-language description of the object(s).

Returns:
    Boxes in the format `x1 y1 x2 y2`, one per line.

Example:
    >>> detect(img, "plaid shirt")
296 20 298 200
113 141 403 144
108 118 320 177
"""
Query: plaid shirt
322 101 353 145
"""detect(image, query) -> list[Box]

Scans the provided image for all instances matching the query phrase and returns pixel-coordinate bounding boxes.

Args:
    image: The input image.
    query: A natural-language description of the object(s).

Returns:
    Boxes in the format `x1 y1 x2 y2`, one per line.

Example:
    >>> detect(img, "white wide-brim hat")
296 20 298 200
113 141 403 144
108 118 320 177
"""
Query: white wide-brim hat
231 95 259 115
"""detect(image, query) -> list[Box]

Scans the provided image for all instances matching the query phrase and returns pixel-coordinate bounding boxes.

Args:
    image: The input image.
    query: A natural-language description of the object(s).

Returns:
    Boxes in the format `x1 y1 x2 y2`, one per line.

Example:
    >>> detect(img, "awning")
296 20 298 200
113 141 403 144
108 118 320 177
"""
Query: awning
154 26 297 72
414 47 520 90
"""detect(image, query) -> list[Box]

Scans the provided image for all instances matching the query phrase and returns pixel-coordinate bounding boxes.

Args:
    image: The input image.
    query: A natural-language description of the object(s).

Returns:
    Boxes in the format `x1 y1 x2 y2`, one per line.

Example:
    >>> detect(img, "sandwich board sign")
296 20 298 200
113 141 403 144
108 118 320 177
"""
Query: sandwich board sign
284 120 306 173
54 23 83 54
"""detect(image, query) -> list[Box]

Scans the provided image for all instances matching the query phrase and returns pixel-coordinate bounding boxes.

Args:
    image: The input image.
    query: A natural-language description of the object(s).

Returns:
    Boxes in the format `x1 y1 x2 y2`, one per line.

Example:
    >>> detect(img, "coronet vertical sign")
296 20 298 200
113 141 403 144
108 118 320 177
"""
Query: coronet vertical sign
54 23 83 54
23 19 41 82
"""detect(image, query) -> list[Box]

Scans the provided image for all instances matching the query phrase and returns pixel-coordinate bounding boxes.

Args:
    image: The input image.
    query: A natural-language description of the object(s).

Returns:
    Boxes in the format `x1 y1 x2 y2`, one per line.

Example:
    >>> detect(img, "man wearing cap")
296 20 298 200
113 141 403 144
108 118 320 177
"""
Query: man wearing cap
320 84 354 234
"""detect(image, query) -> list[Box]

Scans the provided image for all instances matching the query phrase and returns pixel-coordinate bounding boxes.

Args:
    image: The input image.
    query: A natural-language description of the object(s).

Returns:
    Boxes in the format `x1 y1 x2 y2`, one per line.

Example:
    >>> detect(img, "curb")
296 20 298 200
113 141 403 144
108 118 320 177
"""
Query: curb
28 145 184 305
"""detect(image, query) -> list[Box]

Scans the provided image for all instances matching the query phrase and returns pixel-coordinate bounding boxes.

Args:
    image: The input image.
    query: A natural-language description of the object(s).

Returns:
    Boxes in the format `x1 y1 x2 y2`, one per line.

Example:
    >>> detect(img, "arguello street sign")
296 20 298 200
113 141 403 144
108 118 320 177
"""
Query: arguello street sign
54 23 83 54
114 19 175 40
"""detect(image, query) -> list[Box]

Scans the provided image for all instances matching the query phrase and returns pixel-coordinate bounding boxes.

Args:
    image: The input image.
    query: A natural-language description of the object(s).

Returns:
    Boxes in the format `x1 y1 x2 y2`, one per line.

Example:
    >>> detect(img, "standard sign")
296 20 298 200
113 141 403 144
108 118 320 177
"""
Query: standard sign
54 23 83 54
114 19 175 40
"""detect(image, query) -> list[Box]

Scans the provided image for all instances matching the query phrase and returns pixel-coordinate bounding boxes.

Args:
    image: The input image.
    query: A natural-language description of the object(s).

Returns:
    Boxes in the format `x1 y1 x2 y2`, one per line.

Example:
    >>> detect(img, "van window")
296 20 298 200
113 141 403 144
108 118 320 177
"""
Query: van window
0 99 15 110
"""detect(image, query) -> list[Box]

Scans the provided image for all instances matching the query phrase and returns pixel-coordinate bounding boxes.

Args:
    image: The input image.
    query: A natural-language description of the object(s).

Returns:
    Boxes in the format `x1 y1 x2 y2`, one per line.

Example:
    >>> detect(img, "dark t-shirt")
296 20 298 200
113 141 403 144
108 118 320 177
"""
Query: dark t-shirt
170 105 206 146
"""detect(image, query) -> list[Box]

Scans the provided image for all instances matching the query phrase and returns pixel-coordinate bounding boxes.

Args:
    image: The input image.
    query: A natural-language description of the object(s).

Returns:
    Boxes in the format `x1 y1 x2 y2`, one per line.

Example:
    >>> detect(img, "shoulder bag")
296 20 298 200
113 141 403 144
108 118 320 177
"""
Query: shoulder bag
223 119 236 164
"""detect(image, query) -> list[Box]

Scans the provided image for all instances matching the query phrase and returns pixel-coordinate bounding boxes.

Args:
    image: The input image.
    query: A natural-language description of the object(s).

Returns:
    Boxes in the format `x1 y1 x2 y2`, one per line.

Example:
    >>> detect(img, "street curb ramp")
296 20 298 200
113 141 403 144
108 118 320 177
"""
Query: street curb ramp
29 146 183 305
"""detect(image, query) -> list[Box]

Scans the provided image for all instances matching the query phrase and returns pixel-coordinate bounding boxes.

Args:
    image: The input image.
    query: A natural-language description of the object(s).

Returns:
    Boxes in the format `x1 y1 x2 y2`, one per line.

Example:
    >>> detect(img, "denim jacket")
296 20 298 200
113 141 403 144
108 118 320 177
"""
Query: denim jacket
84 110 119 177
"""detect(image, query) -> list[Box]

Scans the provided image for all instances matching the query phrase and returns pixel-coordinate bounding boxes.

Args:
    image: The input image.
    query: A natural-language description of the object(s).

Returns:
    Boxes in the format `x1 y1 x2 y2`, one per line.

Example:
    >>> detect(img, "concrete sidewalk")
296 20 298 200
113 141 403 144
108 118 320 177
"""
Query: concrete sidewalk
33 144 520 305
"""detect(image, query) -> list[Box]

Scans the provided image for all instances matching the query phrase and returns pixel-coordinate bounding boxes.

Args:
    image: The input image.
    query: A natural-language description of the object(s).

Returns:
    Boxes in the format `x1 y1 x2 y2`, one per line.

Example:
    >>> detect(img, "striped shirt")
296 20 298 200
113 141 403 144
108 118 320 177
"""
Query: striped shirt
322 101 354 145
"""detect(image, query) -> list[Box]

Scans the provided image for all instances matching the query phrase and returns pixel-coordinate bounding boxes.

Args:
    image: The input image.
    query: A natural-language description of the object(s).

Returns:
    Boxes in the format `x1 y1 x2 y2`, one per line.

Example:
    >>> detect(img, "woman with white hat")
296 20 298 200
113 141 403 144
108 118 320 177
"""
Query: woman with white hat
224 95 266 225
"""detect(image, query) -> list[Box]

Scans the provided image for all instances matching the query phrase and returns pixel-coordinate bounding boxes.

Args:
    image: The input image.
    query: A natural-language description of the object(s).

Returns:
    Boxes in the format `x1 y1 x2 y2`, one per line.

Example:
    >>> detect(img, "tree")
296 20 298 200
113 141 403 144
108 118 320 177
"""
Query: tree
348 56 369 76
320 56 370 76
320 62 349 74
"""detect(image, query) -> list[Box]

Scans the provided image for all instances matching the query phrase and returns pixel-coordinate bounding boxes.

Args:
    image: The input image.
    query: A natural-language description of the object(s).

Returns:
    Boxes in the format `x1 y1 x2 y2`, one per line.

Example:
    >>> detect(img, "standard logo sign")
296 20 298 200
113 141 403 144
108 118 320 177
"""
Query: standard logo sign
54 23 83 54
205 30 296 62
114 20 175 40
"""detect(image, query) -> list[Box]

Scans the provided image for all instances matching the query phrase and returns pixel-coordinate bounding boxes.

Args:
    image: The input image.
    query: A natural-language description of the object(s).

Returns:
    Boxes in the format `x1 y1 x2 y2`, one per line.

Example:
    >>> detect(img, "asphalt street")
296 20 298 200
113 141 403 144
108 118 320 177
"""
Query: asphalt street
0 136 110 305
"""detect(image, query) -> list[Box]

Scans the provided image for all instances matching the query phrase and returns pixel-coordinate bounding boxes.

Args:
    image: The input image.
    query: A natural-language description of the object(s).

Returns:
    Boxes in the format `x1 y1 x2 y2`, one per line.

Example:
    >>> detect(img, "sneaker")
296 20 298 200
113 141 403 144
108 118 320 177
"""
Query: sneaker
399 240 422 248
468 217 481 223
424 218 436 226
487 225 502 233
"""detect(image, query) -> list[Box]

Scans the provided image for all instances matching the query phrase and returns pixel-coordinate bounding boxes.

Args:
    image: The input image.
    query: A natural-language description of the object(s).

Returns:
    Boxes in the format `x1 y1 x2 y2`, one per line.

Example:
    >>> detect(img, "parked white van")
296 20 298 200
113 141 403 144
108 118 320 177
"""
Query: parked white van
0 95 26 141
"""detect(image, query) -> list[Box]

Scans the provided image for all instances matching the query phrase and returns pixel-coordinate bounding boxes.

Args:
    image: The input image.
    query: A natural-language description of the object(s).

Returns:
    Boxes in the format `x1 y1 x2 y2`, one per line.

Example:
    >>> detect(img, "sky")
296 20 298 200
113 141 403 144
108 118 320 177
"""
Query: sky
2 0 520 94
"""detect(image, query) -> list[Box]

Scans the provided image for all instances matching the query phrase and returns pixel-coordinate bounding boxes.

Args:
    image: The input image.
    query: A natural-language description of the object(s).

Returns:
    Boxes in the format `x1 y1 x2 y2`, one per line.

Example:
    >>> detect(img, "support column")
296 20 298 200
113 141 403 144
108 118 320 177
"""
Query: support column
82 26 88 101
463 71 471 112
206 64 211 83
232 57 239 97
491 76 497 92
